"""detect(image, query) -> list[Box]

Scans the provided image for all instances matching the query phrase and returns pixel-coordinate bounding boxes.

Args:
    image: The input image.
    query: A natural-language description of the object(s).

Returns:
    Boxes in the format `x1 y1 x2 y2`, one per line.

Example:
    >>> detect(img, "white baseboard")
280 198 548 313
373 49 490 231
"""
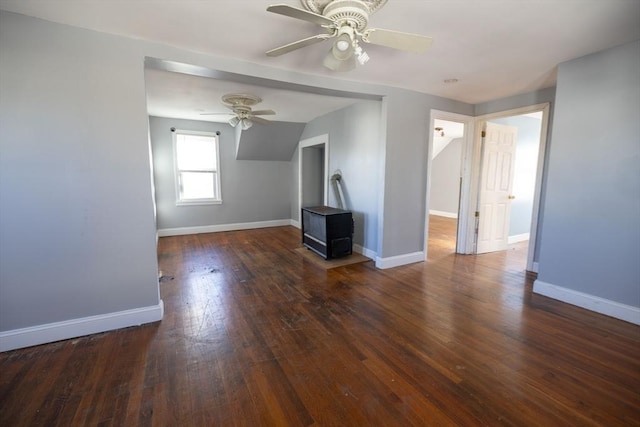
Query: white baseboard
376 251 425 269
429 210 458 219
353 244 377 260
158 219 292 237
290 219 300 229
508 233 530 244
0 301 164 352
533 280 640 325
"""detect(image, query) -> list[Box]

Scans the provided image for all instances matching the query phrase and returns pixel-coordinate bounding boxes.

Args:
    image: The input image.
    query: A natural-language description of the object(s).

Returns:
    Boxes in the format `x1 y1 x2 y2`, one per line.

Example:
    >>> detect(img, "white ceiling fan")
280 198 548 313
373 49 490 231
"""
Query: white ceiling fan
201 94 276 130
265 0 433 72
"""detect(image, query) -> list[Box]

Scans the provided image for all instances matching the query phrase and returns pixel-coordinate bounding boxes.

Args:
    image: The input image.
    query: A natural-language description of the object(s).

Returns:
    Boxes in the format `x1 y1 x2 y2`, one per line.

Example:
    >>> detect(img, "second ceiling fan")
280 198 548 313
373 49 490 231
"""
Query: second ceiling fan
265 0 433 71
201 94 275 130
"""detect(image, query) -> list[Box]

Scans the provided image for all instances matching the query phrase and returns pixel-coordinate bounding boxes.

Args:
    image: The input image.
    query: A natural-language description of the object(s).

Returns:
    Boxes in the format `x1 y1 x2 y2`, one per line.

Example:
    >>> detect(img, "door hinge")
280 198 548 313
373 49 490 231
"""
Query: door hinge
475 211 480 217
481 130 486 138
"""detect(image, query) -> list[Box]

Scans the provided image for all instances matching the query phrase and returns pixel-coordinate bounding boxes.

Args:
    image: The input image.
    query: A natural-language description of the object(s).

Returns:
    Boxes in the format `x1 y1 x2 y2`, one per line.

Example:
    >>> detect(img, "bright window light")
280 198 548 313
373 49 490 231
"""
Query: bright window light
173 130 221 205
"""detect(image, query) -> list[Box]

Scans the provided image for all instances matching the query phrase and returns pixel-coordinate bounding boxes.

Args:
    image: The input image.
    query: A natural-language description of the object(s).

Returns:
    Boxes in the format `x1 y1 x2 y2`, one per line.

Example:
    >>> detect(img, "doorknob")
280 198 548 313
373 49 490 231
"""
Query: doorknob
508 195 516 200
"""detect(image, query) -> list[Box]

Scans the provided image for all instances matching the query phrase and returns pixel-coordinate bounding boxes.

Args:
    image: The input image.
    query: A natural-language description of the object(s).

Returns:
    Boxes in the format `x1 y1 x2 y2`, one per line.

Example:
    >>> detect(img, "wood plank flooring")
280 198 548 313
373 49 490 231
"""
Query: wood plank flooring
1 219 639 426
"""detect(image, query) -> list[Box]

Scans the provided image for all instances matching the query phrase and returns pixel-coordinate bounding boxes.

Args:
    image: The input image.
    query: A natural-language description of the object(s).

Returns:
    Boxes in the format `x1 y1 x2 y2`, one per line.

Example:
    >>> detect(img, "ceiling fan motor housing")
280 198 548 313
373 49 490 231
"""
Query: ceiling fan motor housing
221 93 262 107
323 0 371 31
221 93 263 119
302 0 387 17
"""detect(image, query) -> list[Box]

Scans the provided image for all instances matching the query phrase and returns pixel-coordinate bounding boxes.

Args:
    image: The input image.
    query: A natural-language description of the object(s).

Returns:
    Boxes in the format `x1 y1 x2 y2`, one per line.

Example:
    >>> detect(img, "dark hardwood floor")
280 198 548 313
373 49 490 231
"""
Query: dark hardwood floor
1 221 639 426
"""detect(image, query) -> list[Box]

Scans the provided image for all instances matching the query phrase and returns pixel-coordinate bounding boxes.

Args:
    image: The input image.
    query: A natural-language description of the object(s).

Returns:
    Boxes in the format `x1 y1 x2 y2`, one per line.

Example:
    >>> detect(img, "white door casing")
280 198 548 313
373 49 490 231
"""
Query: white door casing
476 122 518 254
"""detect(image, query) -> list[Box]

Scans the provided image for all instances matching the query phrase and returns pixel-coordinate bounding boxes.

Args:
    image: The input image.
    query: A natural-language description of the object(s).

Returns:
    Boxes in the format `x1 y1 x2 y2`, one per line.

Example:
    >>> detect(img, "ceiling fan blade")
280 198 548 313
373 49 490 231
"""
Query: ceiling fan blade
363 28 433 53
266 33 332 57
250 116 273 125
266 4 334 26
200 112 233 116
251 109 276 116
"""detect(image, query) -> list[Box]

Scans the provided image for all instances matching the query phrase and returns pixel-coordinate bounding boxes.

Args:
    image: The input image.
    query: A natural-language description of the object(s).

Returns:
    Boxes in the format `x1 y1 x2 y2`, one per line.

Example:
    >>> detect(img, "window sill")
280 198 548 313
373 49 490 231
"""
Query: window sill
176 199 222 207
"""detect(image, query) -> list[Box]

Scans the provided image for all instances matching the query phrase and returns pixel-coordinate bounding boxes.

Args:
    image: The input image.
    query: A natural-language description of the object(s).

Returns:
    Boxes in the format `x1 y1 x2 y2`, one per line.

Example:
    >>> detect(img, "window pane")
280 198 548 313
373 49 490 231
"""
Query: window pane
180 172 215 200
176 134 216 170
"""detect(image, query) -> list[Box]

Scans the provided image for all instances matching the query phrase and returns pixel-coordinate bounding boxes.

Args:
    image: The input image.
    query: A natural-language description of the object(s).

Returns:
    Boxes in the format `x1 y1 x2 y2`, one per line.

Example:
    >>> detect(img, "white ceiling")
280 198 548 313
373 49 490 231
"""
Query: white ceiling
2 0 639 122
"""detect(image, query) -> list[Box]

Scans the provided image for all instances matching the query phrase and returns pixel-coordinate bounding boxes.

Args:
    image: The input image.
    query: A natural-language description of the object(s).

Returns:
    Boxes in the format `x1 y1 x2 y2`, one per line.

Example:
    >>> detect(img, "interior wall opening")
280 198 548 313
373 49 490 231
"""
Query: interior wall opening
426 105 549 273
424 110 475 262
427 118 467 260
467 103 550 273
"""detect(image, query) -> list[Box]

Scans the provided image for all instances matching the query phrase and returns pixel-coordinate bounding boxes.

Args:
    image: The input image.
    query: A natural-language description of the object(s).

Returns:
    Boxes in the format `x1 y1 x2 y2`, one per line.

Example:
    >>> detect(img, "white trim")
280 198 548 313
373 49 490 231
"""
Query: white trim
533 280 640 325
158 219 292 237
353 243 377 260
375 98 388 271
429 210 458 219
532 261 539 273
508 232 530 244
0 301 164 352
526 104 550 272
176 199 222 207
376 251 425 269
290 219 301 229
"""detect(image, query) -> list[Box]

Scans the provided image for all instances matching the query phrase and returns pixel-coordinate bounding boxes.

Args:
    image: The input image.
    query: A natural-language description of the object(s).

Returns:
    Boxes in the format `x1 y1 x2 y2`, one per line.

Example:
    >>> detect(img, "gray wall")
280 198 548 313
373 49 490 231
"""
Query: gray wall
537 40 640 306
475 87 557 117
0 12 160 331
380 90 473 258
292 101 383 253
430 138 463 215
1 13 476 336
490 115 542 236
149 116 292 230
15 9 631 339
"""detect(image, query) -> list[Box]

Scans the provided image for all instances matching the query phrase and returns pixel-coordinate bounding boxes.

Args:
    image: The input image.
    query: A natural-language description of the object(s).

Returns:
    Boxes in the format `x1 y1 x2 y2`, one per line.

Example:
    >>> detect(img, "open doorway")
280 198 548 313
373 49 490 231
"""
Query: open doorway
428 119 465 258
298 134 329 217
425 111 474 261
466 103 550 272
426 104 549 272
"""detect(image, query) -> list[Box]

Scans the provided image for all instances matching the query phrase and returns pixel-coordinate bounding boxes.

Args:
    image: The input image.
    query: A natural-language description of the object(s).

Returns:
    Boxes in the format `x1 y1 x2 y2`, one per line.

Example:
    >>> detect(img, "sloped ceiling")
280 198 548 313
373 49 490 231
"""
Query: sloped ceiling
235 121 306 161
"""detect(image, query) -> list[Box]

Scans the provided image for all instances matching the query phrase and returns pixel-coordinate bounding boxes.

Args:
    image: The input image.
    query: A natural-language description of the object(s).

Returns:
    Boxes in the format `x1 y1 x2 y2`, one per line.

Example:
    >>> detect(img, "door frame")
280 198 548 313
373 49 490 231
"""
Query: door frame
468 103 550 272
424 110 475 260
298 134 330 218
475 121 519 254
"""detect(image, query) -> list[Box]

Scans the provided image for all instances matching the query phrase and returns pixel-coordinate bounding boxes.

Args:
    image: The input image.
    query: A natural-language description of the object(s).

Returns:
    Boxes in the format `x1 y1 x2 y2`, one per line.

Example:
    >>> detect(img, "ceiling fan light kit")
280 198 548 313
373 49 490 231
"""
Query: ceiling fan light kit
228 116 240 127
265 0 432 72
240 118 253 130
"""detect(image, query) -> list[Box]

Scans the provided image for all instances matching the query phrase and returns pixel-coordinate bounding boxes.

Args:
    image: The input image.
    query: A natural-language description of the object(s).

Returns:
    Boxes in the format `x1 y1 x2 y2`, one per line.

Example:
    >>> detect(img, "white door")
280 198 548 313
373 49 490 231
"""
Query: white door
476 122 518 254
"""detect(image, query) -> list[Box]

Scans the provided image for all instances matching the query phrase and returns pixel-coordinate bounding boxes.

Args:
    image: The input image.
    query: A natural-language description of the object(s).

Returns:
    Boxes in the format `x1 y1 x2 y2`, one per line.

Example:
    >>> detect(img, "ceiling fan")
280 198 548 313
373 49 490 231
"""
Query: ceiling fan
265 0 433 72
201 93 275 130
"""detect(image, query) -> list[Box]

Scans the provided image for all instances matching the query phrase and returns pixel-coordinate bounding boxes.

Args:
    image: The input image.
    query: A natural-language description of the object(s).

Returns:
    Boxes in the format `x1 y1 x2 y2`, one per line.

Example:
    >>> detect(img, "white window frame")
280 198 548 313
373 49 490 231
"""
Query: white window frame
172 129 222 206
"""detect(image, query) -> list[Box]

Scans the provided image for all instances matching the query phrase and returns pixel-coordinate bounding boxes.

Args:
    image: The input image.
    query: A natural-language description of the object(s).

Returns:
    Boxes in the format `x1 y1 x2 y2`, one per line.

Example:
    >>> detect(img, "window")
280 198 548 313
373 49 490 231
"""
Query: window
173 130 221 205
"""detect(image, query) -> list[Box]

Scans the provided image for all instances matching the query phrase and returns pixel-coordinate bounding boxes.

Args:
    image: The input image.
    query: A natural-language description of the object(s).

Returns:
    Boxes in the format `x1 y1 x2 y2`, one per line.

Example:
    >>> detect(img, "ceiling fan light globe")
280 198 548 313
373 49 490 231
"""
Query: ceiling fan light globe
323 50 341 71
241 118 253 130
336 40 350 51
228 116 240 127
323 49 356 72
